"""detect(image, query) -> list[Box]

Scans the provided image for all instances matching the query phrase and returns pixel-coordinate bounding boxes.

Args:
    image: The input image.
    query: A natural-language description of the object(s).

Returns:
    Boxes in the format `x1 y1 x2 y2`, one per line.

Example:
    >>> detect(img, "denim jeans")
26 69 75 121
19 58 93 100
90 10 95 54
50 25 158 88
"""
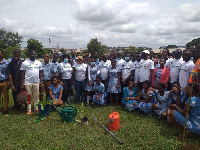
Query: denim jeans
75 79 87 103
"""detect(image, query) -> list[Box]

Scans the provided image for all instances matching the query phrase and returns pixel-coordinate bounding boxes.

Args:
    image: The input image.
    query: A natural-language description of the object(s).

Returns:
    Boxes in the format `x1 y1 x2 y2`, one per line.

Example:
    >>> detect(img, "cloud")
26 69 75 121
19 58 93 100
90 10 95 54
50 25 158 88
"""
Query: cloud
73 0 157 33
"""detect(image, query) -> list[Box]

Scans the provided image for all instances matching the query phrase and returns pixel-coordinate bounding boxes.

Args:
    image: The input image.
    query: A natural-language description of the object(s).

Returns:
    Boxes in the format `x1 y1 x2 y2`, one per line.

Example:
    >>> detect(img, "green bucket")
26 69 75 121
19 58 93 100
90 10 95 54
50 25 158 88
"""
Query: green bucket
54 105 77 122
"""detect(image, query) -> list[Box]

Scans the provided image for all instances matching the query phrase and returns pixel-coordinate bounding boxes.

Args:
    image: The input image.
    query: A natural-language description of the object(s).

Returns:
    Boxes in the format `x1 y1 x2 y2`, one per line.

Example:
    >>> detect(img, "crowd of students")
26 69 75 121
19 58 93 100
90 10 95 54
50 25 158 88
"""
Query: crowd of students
0 44 200 140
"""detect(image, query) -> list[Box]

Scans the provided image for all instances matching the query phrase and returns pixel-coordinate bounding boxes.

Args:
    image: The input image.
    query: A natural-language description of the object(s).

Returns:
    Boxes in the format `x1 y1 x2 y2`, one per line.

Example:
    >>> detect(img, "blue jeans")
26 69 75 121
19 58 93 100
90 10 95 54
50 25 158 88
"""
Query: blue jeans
75 79 87 103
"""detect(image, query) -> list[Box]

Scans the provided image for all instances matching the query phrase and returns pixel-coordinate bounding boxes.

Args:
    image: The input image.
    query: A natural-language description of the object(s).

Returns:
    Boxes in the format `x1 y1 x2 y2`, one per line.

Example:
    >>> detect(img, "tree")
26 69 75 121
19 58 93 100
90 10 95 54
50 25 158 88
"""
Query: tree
87 38 106 57
186 38 200 48
128 46 137 54
27 38 44 58
166 45 177 49
60 48 65 54
0 28 23 58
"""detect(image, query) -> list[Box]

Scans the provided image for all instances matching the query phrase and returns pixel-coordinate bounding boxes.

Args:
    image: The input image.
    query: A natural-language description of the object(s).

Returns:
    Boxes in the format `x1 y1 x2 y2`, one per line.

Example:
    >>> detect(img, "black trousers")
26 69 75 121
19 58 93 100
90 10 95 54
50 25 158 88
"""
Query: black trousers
12 87 21 110
62 79 71 103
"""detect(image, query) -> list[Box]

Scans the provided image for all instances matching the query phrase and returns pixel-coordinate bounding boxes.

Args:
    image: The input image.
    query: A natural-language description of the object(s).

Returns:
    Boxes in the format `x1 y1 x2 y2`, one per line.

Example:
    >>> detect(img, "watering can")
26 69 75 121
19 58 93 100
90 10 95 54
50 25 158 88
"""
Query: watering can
109 112 120 131
54 105 77 122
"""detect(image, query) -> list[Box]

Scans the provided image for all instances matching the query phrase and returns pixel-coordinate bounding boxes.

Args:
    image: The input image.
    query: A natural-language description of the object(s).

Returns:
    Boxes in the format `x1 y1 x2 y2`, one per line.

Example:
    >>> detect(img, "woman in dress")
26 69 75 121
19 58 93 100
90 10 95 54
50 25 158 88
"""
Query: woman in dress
152 83 170 118
169 83 200 141
106 59 121 105
85 57 98 105
135 80 156 114
122 80 138 112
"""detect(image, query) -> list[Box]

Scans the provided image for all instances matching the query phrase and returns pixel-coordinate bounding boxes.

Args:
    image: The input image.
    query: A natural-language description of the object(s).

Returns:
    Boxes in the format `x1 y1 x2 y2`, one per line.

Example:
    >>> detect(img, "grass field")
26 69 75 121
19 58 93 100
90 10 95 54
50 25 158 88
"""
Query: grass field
0 91 200 150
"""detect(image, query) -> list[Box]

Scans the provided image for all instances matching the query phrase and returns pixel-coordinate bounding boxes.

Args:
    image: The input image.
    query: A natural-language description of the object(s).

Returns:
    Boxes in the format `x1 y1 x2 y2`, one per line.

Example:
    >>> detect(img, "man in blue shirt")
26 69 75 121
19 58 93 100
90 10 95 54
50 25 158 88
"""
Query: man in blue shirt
40 53 52 101
0 49 9 116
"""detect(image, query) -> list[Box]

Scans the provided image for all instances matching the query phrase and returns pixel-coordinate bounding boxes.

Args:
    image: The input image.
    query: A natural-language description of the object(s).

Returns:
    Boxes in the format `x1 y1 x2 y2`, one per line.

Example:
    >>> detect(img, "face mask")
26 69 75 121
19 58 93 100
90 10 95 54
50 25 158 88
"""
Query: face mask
64 59 68 63
125 57 130 61
116 58 120 60
90 62 95 66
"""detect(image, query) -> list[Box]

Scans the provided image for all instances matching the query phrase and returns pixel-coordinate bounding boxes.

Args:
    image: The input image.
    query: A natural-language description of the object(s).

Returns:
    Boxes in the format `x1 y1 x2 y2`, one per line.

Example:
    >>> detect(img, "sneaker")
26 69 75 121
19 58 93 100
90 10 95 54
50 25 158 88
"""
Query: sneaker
34 110 39 114
3 111 8 116
27 110 32 115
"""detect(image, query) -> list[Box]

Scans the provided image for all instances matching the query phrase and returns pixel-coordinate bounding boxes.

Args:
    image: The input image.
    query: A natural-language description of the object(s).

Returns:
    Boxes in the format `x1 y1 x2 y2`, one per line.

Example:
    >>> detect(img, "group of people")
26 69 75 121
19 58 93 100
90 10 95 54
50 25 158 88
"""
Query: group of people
0 44 200 140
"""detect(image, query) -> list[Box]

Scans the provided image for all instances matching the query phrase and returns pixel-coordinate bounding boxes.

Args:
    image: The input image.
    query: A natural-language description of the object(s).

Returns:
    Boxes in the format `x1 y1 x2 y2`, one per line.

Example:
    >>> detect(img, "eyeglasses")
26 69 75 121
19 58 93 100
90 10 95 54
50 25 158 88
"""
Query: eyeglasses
173 51 180 54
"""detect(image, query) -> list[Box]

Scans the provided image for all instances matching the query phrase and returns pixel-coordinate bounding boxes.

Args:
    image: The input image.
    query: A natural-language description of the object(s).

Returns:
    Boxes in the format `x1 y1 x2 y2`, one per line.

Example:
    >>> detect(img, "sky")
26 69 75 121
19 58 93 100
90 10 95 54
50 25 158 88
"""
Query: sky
0 0 200 49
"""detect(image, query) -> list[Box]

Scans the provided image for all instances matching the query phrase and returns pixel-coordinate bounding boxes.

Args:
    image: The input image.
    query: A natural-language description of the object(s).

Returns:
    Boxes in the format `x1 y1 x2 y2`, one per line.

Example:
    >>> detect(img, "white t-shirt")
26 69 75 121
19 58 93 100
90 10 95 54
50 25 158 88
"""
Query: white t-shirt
120 61 134 80
73 63 87 81
138 59 154 82
179 60 194 88
116 58 124 69
132 61 140 83
98 60 111 80
169 58 183 83
20 59 42 84
60 62 73 80
165 58 173 68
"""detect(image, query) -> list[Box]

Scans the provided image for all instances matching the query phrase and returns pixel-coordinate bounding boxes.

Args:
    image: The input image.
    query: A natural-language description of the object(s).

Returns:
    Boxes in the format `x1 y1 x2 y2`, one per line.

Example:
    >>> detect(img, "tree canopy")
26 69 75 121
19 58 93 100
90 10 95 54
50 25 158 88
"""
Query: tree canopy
186 38 200 48
27 38 44 58
0 28 23 58
87 38 106 57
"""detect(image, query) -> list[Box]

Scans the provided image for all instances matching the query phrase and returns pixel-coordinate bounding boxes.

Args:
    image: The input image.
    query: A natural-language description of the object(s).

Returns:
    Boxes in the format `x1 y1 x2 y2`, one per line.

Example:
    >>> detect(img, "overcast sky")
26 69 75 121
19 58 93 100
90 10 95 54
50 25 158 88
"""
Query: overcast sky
0 0 200 49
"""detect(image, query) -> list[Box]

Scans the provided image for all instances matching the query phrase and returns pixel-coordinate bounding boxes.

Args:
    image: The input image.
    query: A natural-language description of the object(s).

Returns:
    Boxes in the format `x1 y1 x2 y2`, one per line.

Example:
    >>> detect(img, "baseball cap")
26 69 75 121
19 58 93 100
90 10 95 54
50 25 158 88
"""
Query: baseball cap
143 50 150 54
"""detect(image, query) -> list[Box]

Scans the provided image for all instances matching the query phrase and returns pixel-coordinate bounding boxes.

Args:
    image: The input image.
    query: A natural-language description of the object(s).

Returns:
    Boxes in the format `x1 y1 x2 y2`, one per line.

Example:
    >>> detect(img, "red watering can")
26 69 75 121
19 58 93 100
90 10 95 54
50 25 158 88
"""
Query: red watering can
109 112 120 131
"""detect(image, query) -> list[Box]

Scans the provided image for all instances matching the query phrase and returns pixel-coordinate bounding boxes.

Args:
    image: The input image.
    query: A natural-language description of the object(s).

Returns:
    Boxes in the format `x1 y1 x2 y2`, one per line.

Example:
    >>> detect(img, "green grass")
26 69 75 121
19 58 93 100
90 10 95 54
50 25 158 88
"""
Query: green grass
0 91 200 149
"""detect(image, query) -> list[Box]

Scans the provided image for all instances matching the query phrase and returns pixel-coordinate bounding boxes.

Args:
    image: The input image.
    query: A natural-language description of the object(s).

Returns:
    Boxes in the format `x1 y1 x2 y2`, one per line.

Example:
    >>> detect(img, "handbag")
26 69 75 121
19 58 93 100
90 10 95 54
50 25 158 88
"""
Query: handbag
17 90 31 104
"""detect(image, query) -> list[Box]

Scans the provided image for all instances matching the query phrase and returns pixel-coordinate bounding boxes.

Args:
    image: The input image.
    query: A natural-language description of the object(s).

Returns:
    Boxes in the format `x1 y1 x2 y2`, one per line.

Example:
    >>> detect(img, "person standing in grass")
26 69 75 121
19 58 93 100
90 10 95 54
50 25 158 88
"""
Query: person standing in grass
120 52 134 88
48 76 63 107
138 50 154 90
40 53 52 102
20 50 42 115
152 83 170 118
86 57 98 105
0 49 9 116
122 80 138 112
179 50 194 89
51 53 62 79
93 76 106 105
60 54 73 104
135 80 155 114
73 55 88 105
8 50 23 113
106 59 121 105
169 83 200 141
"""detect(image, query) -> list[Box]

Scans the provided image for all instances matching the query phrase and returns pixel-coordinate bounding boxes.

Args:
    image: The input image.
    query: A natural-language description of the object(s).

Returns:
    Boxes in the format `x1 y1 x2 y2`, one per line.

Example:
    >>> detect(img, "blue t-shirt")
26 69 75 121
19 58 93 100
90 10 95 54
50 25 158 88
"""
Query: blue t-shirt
122 87 138 105
93 82 105 94
48 84 63 100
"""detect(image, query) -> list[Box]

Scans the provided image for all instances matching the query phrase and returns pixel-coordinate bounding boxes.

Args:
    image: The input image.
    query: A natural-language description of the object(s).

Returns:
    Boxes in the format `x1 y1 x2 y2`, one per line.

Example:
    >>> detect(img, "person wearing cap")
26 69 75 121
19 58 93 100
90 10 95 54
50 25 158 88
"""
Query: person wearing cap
138 50 154 90
73 55 88 104
167 49 183 90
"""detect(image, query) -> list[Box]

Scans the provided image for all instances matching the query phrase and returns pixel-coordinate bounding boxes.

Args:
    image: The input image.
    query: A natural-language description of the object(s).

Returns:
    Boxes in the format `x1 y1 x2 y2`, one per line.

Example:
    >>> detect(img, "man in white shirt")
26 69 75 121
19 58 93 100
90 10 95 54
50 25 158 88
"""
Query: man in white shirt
138 50 154 90
179 50 194 89
21 50 42 115
116 52 124 69
168 49 183 90
132 52 141 84
120 52 134 87
98 54 111 86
